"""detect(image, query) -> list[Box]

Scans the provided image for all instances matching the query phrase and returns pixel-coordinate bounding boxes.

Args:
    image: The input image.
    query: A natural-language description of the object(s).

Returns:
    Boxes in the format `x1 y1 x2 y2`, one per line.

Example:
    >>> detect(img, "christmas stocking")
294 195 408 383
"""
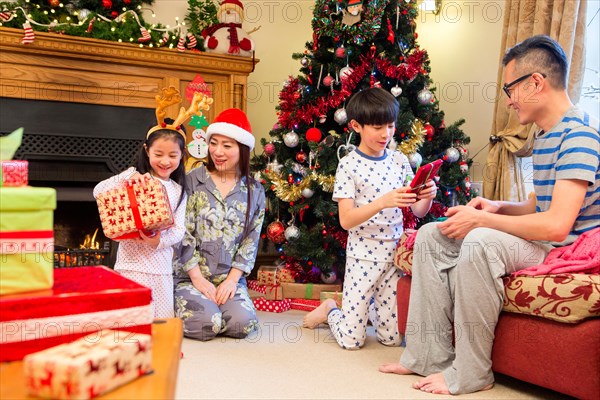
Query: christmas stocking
21 21 35 45
186 33 197 49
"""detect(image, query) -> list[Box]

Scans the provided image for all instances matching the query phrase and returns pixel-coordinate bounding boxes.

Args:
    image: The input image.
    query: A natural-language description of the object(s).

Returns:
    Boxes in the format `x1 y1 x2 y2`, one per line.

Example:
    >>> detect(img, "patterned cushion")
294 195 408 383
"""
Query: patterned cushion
502 274 600 323
394 239 600 323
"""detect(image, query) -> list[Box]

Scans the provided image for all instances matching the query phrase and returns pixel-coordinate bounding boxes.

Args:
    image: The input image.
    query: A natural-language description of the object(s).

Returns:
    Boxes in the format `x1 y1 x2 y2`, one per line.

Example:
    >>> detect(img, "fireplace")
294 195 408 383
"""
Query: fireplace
0 98 155 267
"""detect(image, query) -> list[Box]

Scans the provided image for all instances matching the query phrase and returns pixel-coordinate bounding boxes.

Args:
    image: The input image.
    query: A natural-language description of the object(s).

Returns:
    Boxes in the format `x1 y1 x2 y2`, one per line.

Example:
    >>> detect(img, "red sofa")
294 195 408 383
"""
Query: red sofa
396 275 600 399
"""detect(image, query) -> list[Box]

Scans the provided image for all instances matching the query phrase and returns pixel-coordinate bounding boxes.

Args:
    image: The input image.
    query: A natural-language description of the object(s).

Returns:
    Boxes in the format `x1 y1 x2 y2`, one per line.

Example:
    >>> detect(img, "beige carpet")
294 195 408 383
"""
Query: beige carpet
175 310 569 400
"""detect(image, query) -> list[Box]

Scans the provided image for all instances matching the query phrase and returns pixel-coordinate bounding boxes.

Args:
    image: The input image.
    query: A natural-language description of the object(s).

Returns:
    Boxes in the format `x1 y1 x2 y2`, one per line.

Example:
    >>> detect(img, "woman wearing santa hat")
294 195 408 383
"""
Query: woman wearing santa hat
174 108 265 341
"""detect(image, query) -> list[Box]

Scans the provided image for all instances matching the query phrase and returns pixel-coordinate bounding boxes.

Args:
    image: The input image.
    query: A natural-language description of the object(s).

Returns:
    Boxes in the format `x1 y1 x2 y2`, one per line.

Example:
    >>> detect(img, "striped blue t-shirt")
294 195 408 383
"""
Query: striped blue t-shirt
532 106 599 246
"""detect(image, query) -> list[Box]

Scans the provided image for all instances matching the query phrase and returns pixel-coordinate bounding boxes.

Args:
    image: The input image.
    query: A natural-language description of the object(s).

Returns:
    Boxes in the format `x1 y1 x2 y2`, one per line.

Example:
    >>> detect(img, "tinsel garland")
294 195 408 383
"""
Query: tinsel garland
402 201 447 230
277 50 427 129
265 170 335 202
398 120 426 155
312 0 389 46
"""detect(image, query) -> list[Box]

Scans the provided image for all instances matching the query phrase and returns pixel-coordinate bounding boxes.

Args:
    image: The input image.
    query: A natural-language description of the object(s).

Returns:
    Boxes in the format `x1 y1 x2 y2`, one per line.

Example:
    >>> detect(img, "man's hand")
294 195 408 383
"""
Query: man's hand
437 205 482 239
467 197 501 213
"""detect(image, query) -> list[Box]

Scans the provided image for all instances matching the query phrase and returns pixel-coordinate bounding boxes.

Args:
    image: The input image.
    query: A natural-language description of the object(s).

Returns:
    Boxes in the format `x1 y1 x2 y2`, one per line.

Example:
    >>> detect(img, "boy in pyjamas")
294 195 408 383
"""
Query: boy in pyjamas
303 88 437 349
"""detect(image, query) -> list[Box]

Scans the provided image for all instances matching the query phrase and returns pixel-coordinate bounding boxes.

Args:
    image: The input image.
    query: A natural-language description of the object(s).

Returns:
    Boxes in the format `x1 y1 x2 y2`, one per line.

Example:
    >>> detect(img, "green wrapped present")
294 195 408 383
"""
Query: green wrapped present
0 186 56 295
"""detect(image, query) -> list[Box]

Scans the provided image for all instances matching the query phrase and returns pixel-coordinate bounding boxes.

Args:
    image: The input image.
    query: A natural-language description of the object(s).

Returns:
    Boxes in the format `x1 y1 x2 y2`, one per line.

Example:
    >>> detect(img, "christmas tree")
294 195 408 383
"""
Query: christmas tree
251 0 475 283
0 0 203 50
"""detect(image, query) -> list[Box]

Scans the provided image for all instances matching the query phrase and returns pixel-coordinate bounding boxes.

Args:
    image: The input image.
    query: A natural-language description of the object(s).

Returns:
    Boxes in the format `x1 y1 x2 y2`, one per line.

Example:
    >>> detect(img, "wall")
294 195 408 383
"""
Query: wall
146 0 506 183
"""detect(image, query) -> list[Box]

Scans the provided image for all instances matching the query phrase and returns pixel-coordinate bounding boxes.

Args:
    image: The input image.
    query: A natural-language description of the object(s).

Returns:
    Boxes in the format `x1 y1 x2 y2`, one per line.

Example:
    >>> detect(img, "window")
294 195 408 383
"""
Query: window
579 3 599 120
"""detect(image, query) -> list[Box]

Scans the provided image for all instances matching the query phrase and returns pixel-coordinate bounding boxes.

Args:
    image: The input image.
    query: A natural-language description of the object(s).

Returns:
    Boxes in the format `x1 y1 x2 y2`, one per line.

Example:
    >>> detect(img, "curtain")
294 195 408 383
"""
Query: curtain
483 0 588 201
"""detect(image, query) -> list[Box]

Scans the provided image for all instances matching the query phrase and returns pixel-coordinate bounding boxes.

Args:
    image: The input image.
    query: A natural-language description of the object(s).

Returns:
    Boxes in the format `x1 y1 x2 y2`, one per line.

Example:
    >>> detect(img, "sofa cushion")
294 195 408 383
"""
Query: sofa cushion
502 273 600 323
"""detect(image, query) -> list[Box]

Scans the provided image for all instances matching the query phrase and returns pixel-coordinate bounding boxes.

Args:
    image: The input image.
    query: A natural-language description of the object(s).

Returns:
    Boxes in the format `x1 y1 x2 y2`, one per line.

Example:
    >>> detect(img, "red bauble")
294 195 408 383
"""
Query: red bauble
306 127 322 142
48 0 59 7
424 123 435 138
102 0 112 9
264 143 275 156
296 150 307 163
267 221 286 244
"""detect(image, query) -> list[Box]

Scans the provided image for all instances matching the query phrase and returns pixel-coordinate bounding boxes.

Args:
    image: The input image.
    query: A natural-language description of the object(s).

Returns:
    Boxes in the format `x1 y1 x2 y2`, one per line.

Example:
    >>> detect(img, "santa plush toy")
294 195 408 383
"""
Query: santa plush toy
202 0 254 57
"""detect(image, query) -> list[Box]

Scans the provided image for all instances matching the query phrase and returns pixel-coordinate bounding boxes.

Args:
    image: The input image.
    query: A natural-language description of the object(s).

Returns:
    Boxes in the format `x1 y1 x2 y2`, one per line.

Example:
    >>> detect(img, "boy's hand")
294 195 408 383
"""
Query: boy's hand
379 186 417 209
467 197 501 213
416 179 437 200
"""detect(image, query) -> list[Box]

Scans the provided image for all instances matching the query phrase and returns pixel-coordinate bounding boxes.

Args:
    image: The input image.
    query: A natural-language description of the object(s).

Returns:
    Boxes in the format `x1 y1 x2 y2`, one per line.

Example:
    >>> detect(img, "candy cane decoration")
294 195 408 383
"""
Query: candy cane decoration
138 26 151 43
21 21 35 45
186 32 197 49
0 11 13 22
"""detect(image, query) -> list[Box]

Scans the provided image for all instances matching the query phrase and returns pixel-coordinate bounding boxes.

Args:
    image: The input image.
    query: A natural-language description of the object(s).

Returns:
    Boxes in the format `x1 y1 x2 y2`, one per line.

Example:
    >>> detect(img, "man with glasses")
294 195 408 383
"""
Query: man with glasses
380 35 599 395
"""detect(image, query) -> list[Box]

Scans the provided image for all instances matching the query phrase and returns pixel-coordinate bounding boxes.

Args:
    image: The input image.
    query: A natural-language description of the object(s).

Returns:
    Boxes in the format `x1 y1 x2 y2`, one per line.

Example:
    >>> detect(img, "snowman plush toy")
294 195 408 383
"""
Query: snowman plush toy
202 0 254 57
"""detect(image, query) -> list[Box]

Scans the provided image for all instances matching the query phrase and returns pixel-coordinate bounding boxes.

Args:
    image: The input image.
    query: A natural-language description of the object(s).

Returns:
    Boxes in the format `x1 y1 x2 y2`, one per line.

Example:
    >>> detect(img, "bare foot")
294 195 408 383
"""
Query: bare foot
378 362 415 375
413 373 494 395
303 299 337 329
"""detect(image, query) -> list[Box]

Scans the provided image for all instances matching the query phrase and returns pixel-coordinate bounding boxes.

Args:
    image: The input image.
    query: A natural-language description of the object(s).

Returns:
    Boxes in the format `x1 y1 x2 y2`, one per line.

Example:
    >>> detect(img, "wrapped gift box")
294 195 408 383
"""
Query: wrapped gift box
253 297 291 313
247 280 283 300
320 291 343 308
0 186 55 295
0 266 153 362
393 229 417 276
0 160 28 187
289 298 320 312
281 282 342 300
256 265 295 285
24 329 152 400
96 179 174 240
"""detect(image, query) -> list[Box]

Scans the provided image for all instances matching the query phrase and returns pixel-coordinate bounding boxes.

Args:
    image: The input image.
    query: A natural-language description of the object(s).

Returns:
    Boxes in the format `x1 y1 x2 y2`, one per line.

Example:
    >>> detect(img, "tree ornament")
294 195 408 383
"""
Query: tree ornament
78 9 91 19
187 129 208 159
321 270 337 284
267 221 286 244
253 171 262 182
417 88 434 105
443 147 460 163
306 127 322 142
340 66 353 80
283 131 299 147
408 152 422 169
342 0 363 26
458 146 469 160
318 115 327 123
391 85 402 97
301 188 314 198
138 27 151 43
296 150 307 163
334 108 348 125
301 56 309 67
267 159 282 173
264 142 275 156
21 22 35 45
322 74 334 87
424 123 435 139
459 161 468 173
287 173 294 184
48 0 60 7
86 17 96 33
102 0 112 9
111 11 118 18
284 225 300 241
335 46 346 58
292 162 307 175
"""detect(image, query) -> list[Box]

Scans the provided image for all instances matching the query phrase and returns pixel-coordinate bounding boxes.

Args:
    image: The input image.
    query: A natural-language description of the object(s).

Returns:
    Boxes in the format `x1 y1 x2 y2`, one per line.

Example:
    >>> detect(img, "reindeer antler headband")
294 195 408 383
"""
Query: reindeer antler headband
146 86 214 138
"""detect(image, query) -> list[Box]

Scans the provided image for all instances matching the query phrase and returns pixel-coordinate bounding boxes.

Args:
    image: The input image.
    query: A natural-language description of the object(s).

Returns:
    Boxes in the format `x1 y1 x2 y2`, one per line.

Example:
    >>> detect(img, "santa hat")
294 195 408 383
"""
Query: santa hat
218 0 244 22
206 108 254 150
347 0 362 5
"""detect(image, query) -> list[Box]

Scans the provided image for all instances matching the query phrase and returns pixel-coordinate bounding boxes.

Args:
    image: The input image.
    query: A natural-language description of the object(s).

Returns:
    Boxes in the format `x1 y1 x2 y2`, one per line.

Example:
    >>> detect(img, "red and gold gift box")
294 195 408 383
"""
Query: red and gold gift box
289 298 320 312
320 291 343 308
96 179 174 240
256 265 295 285
281 282 342 300
247 280 283 300
0 160 28 187
24 330 152 400
0 266 153 362
253 297 291 313
393 229 417 276
0 186 56 295
247 280 266 294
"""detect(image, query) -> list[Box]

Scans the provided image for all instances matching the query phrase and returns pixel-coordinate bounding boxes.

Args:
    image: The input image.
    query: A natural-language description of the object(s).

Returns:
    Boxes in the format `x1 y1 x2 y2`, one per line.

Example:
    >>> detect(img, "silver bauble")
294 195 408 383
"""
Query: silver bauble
444 147 461 163
391 86 403 97
301 188 314 198
417 89 433 105
321 271 337 284
78 8 91 19
301 56 309 67
333 108 348 125
408 152 423 169
284 225 300 241
283 131 299 148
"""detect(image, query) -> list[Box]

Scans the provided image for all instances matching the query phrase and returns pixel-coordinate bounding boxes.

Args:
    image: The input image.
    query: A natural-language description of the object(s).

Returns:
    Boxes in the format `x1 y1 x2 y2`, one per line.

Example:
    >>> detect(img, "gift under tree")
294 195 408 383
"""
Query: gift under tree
250 0 475 283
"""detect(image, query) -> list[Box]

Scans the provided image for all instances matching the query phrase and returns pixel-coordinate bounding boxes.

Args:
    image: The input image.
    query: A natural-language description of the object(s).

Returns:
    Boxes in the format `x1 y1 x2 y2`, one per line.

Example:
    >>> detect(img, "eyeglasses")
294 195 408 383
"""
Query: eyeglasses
503 72 546 98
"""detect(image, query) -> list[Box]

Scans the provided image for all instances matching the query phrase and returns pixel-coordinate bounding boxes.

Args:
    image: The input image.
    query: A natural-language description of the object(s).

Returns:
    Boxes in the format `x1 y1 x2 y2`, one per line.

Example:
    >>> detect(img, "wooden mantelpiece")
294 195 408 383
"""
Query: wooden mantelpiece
0 27 257 123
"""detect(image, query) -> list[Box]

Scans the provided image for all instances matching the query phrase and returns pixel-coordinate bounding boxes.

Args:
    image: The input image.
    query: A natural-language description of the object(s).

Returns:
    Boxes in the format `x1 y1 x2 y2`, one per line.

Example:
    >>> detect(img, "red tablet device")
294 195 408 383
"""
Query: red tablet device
409 159 443 195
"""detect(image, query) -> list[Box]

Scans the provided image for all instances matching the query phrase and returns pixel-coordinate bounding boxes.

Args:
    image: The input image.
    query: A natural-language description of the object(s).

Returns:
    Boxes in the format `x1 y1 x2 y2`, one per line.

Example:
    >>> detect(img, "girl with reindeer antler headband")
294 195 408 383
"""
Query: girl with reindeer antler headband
93 86 213 319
